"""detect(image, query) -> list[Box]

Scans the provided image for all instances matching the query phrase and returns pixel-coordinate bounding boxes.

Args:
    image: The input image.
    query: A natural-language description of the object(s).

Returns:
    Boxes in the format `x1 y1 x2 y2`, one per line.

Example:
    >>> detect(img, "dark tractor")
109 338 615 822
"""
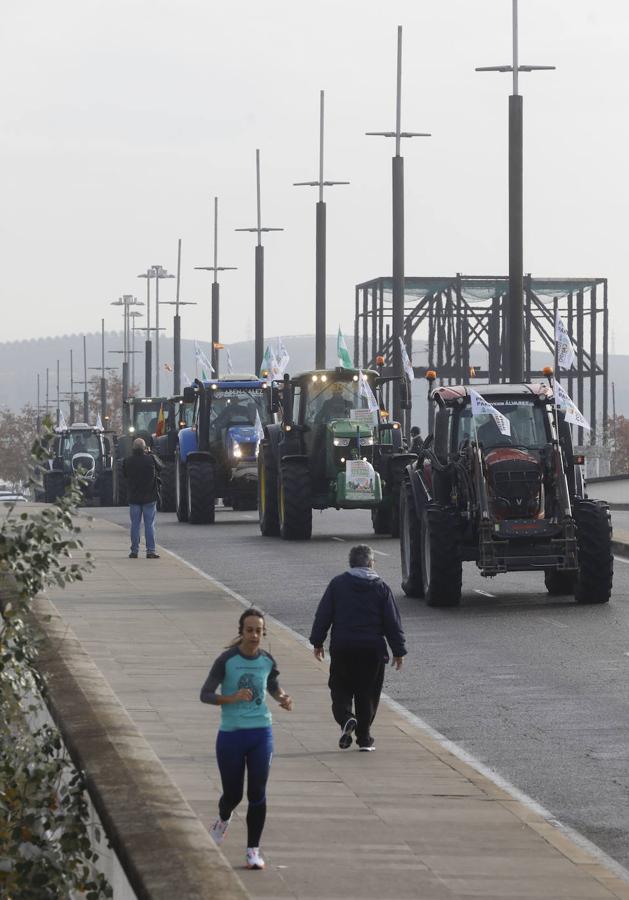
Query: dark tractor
152 395 194 512
112 396 167 505
257 368 415 541
43 424 114 506
175 376 277 524
400 378 613 607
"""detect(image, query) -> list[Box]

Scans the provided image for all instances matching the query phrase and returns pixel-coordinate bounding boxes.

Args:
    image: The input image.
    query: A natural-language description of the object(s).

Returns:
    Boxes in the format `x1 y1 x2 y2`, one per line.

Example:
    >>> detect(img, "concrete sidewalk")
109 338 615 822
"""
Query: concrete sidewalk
47 515 629 900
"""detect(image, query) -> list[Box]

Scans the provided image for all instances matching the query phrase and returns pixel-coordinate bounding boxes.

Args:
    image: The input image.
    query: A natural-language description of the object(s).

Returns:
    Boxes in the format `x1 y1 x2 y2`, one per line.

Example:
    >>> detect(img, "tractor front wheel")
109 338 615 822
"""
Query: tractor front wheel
421 503 462 607
258 443 280 536
44 472 65 503
278 461 312 540
399 483 423 597
371 504 392 536
159 461 176 513
187 460 216 525
574 500 613 604
544 569 576 596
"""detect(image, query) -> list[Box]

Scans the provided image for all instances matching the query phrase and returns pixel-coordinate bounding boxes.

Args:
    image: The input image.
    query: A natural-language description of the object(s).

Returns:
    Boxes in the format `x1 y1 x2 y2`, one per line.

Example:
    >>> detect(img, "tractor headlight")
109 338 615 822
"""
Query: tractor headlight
333 438 350 447
232 442 242 459
360 437 374 446
128 426 135 434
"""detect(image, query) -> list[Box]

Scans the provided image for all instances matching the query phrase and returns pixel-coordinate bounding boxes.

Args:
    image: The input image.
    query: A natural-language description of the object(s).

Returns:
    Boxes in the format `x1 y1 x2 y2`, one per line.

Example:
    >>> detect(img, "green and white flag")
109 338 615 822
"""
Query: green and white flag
399 337 415 381
337 327 353 369
259 345 280 381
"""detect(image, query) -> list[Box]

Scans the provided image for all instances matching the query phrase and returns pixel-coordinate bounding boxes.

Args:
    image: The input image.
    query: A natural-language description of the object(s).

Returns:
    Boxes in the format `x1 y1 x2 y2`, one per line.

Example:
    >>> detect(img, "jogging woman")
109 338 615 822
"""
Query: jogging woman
200 607 292 870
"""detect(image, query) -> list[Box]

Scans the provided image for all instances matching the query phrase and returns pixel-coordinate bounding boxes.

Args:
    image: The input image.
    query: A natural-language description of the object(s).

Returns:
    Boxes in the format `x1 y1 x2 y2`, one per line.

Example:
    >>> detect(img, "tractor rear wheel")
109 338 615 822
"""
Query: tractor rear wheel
574 500 613 604
258 443 280 536
44 472 65 503
544 569 576 596
371 504 391 536
400 483 423 597
421 503 462 607
159 461 176 513
278 461 311 540
187 460 215 525
175 453 189 522
99 471 114 507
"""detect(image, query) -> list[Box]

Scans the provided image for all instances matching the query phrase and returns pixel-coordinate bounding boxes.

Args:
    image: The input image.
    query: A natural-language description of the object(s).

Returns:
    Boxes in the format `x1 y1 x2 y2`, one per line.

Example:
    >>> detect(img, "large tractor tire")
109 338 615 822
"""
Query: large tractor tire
44 472 65 503
99 470 114 507
399 483 423 597
573 500 613 604
421 503 462 607
390 488 401 539
371 504 392 536
114 459 127 506
258 443 280 536
278 460 312 540
159 461 176 513
175 453 189 522
544 569 576 596
187 459 216 525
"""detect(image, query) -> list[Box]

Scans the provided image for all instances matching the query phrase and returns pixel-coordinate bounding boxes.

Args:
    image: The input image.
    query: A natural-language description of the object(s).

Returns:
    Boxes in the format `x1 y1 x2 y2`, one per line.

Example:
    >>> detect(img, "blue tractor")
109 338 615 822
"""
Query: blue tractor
175 376 278 524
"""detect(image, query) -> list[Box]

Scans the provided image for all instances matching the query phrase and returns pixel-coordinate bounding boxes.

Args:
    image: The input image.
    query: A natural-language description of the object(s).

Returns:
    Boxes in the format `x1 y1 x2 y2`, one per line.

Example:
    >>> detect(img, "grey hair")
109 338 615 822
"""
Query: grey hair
133 437 147 450
349 544 374 568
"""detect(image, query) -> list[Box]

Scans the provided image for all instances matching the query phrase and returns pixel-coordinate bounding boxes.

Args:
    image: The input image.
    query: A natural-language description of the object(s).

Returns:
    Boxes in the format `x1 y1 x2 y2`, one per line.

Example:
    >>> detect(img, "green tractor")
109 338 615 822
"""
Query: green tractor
257 368 415 540
112 396 167 505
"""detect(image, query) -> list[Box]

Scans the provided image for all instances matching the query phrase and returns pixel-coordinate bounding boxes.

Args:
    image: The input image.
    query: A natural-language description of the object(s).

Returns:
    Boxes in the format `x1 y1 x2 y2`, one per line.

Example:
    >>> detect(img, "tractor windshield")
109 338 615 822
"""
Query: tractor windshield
304 377 376 425
457 400 549 450
61 432 102 460
132 408 165 434
209 389 270 439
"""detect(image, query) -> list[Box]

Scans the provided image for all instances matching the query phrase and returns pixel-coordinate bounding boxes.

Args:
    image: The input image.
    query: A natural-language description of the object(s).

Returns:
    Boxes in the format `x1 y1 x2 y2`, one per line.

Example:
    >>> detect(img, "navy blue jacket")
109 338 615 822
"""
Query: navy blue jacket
309 572 407 660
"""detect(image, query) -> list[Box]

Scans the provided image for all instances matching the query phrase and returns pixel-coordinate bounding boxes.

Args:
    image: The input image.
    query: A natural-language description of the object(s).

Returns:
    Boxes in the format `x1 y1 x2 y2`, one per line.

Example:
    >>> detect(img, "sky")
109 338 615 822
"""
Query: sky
1 0 628 356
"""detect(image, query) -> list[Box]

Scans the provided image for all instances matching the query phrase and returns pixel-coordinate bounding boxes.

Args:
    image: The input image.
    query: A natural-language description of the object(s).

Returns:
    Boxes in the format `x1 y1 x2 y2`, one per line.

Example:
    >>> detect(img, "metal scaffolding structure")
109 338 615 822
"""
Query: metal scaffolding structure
354 274 609 446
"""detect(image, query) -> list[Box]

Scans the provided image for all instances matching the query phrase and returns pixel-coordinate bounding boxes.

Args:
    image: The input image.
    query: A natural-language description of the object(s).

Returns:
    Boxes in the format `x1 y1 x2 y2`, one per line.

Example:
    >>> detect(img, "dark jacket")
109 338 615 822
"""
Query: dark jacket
122 448 160 505
309 572 407 660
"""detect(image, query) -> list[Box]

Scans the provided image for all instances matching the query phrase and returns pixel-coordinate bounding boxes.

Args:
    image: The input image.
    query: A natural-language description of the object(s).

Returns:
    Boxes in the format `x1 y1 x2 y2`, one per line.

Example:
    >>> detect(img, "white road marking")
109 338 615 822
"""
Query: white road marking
614 555 629 565
538 616 569 629
331 536 345 542
153 542 629 888
474 589 495 598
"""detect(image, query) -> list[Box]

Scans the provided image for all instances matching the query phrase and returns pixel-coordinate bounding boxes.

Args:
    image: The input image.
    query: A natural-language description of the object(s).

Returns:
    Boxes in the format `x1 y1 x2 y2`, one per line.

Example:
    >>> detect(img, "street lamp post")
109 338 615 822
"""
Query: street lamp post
160 238 196 393
367 25 431 424
294 90 349 369
476 0 555 383
110 295 143 401
195 199 236 378
235 150 285 375
137 269 153 396
151 265 175 395
129 311 144 394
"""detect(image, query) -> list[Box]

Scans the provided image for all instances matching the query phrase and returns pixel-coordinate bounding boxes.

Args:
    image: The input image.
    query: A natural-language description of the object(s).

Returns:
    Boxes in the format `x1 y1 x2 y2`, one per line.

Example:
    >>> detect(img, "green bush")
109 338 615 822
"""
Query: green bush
0 431 111 899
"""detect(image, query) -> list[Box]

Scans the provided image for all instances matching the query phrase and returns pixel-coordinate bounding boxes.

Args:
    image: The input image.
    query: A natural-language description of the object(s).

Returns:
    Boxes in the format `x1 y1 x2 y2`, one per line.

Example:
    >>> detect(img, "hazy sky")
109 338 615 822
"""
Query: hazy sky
2 0 628 355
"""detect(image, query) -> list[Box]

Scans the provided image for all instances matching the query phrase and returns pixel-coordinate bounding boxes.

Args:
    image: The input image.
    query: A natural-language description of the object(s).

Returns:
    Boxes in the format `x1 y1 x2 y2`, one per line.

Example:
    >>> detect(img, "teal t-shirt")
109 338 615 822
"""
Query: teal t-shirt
200 646 280 731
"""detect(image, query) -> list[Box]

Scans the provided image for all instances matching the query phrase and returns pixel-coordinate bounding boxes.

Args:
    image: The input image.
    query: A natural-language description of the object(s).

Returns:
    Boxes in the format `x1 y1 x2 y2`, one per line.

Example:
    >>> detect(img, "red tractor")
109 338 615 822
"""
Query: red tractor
399 376 613 607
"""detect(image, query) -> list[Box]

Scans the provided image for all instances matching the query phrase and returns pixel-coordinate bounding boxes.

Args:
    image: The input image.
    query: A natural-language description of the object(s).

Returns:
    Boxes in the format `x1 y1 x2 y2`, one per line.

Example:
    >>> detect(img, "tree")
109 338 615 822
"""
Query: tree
87 373 139 434
0 405 39 487
609 415 629 474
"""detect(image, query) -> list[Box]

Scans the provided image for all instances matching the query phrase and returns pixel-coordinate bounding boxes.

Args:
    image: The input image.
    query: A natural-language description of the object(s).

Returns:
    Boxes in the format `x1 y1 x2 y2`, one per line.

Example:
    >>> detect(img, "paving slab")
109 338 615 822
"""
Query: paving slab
45 514 629 900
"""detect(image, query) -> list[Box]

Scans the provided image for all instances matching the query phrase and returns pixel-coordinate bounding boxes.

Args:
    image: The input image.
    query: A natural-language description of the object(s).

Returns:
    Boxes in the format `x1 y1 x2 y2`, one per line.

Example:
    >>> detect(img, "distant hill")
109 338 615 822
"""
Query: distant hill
1 332 628 431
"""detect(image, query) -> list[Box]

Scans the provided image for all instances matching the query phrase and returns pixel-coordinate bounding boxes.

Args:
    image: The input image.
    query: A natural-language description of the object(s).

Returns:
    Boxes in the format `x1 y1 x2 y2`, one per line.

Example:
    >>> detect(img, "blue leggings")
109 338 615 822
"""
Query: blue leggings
216 727 273 847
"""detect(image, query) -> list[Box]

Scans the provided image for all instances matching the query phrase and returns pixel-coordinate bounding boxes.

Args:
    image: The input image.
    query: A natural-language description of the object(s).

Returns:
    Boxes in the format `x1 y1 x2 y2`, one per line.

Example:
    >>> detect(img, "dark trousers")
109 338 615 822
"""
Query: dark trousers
215 727 273 848
328 647 385 745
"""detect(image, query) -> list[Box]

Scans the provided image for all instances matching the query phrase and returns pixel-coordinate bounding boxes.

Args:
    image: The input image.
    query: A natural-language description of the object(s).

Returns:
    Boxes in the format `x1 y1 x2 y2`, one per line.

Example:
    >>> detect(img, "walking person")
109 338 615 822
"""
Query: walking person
200 608 292 870
310 544 406 752
122 437 161 559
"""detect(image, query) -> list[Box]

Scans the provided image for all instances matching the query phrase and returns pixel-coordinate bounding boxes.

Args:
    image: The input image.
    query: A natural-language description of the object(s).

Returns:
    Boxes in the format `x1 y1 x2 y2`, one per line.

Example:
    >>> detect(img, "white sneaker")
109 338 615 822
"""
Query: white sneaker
209 816 231 846
246 847 265 870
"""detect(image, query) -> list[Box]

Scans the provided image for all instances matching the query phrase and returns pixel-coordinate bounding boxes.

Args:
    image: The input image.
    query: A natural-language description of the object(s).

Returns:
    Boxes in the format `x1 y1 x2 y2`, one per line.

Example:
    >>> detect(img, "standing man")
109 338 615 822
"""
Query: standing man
309 544 406 752
123 437 161 559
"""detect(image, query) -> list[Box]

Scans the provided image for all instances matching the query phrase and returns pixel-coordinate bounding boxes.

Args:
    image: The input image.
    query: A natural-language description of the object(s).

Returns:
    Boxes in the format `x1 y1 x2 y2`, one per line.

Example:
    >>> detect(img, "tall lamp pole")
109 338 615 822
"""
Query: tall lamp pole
367 25 430 423
476 0 555 383
235 150 285 375
137 268 153 396
195 198 236 377
160 239 196 393
294 90 349 369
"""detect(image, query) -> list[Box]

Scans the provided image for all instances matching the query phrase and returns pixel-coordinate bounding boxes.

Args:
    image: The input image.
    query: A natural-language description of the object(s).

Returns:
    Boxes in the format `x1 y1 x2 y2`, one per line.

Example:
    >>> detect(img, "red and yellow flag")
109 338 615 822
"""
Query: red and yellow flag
155 404 165 437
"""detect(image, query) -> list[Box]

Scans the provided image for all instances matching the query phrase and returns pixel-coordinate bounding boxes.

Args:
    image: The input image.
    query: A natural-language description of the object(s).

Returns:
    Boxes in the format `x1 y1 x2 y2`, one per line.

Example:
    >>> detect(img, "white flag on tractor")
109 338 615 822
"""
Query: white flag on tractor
555 312 576 370
276 337 290 375
182 371 192 387
260 345 280 380
470 389 511 437
254 410 265 442
225 348 234 374
194 342 214 376
95 413 103 430
58 411 68 431
399 337 415 381
359 370 379 413
554 379 591 431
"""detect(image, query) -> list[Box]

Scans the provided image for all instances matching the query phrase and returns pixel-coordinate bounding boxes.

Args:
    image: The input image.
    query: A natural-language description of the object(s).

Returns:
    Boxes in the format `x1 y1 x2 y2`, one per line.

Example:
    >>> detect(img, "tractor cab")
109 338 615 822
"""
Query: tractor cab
121 396 169 446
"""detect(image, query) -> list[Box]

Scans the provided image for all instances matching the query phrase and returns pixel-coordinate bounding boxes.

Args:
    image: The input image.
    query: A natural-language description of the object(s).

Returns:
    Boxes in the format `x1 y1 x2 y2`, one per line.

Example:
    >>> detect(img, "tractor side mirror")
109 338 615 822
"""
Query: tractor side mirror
183 386 196 404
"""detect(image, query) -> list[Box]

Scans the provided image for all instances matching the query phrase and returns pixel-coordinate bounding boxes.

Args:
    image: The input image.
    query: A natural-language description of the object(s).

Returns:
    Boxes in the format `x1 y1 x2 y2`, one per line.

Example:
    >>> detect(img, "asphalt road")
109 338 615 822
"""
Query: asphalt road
91 503 629 871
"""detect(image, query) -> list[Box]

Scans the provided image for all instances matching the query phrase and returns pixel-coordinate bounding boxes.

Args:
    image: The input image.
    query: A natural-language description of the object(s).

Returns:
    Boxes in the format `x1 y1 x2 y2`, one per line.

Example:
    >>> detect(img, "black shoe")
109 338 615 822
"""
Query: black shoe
339 717 357 750
147 552 160 559
358 737 375 752
129 552 138 559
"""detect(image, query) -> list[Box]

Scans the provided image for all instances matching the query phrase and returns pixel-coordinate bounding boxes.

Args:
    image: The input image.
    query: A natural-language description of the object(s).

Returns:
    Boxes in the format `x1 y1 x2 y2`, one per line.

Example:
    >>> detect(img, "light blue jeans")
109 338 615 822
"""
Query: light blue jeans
129 502 157 554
